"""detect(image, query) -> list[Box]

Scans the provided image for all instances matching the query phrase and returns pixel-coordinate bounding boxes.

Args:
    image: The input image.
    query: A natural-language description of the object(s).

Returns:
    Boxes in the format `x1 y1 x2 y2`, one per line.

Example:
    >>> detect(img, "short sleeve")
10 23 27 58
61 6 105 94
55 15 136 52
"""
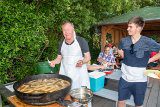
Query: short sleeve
76 36 89 54
58 40 63 55
81 38 89 53
98 52 103 58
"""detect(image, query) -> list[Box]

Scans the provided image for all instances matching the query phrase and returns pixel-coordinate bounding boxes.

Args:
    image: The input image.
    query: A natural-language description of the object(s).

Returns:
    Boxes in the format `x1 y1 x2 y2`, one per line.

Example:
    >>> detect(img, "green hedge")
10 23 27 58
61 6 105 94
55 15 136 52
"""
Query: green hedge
0 1 49 84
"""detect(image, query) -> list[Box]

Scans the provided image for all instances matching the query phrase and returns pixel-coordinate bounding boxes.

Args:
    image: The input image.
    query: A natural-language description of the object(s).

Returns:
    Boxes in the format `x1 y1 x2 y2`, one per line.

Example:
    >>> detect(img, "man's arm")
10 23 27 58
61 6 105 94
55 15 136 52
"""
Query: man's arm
148 52 160 63
76 52 91 67
147 38 160 63
50 55 62 67
117 49 124 58
87 65 105 71
97 52 104 63
82 52 91 64
117 39 124 58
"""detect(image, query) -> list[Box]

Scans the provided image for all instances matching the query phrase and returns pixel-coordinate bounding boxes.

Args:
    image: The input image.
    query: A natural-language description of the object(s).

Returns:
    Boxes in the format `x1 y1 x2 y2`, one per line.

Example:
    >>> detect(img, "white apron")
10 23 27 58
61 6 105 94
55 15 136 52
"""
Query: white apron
59 37 90 89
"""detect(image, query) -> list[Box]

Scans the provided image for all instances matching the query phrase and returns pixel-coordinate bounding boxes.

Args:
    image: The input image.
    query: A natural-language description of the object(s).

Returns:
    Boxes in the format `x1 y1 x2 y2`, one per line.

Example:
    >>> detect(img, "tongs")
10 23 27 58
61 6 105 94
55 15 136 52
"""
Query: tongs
47 57 51 64
47 57 53 73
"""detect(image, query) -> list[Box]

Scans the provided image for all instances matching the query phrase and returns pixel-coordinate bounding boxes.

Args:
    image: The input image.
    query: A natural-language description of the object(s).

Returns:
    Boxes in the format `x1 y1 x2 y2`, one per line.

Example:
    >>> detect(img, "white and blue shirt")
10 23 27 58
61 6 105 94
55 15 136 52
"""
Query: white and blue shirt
119 36 160 82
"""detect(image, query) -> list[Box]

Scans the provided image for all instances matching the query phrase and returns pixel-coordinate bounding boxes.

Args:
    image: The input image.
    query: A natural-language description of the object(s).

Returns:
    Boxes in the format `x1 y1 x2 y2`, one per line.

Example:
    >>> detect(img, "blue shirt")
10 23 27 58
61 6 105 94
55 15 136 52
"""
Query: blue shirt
119 36 160 68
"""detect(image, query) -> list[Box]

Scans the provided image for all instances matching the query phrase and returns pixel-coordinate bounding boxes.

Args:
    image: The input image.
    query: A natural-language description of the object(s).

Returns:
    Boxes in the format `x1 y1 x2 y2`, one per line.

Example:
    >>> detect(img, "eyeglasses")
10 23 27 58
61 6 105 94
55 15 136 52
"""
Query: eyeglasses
130 44 134 54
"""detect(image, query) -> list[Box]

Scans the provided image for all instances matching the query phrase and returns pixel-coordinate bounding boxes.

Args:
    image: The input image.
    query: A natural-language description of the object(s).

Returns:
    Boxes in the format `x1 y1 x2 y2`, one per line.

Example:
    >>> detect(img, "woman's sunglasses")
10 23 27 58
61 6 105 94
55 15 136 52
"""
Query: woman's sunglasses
130 44 134 54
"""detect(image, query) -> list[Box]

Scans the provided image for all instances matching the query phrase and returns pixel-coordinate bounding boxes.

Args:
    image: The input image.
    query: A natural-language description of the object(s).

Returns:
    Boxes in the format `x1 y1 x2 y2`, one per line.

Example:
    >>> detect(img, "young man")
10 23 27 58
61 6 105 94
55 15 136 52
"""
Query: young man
117 16 160 107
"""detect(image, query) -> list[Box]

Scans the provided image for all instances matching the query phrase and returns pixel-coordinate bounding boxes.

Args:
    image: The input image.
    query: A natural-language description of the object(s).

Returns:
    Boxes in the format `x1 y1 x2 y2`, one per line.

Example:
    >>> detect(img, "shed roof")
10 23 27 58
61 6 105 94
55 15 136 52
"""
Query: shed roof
98 6 160 26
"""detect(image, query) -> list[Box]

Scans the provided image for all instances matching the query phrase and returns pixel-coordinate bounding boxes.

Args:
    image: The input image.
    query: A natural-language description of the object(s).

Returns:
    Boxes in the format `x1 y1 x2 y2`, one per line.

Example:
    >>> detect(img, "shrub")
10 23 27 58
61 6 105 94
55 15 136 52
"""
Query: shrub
0 1 48 84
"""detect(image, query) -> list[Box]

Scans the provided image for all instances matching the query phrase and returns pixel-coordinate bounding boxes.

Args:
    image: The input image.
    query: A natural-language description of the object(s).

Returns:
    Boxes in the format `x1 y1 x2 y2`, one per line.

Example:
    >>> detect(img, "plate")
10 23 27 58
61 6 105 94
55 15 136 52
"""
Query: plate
103 69 113 75
144 70 160 79
103 71 113 75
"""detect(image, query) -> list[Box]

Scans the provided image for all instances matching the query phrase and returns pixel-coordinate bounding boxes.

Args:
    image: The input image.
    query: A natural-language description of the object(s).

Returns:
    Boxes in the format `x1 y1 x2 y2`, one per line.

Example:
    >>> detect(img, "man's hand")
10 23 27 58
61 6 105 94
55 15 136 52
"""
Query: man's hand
76 60 83 67
49 55 62 67
76 52 91 67
50 61 56 67
117 49 124 58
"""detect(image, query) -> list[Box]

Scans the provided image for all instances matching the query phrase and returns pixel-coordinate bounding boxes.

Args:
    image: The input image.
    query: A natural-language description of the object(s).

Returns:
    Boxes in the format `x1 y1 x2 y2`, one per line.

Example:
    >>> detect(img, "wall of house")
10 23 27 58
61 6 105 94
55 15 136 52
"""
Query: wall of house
101 26 127 50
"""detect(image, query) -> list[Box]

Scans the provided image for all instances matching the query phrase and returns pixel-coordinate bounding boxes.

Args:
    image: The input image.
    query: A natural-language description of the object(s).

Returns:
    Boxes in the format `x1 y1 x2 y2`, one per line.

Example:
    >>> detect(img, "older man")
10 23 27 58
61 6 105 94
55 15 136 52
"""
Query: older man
50 21 91 89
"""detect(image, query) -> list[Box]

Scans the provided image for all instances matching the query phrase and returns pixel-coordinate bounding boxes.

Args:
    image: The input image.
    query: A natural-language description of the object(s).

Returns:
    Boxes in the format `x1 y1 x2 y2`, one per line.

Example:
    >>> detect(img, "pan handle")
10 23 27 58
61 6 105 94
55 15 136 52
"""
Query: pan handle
56 98 73 106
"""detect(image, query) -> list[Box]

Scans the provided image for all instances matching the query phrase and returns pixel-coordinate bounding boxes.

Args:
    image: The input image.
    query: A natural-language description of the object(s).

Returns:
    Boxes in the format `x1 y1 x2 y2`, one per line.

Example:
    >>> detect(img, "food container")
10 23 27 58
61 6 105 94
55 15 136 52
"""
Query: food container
103 68 114 75
69 87 93 105
67 102 83 107
89 71 105 92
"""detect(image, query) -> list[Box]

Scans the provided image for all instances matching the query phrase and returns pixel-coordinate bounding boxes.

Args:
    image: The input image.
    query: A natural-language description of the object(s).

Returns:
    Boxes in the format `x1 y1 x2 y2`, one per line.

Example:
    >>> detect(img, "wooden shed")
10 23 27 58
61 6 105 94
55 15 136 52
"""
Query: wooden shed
97 6 160 50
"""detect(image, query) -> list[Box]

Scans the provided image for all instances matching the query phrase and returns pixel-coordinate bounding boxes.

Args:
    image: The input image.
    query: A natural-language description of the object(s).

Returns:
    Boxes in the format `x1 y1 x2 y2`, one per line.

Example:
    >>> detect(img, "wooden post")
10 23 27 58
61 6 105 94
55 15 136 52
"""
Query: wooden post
101 26 114 51
101 26 107 51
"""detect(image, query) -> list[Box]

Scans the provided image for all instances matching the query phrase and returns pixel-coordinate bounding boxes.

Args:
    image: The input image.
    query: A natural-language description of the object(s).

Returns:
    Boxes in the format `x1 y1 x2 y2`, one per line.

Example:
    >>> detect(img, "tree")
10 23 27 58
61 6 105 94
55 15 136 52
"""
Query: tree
0 0 48 83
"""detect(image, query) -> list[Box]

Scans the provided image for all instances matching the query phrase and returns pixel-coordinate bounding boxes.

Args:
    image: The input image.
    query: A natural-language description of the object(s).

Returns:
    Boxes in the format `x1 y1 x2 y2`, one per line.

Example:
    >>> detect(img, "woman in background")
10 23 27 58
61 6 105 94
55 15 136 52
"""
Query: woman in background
97 45 116 69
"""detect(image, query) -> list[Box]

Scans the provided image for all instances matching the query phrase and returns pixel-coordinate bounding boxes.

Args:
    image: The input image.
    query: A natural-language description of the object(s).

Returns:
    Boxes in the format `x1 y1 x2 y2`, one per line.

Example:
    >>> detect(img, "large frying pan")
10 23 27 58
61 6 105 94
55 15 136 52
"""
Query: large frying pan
13 74 72 105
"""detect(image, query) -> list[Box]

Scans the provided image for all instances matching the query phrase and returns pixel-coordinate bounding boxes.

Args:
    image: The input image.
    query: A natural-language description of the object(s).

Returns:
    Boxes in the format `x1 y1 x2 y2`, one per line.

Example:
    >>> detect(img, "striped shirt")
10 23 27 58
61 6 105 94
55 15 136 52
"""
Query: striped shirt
98 52 116 64
119 36 160 82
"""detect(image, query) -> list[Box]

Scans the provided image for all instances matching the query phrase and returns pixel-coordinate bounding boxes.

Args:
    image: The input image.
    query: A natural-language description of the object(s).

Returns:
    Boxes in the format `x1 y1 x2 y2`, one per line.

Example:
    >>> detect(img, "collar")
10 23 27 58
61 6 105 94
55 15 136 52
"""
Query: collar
65 33 76 45
65 40 75 45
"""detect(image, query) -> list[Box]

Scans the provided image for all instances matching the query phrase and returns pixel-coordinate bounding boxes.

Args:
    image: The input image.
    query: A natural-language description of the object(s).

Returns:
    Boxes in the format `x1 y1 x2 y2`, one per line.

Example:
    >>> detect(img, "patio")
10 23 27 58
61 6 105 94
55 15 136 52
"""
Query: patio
92 76 160 107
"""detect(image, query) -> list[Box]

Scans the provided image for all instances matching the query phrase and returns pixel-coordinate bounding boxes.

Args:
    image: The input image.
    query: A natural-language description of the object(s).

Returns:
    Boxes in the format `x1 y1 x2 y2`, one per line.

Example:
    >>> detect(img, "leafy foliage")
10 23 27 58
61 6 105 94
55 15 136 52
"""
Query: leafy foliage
100 0 160 19
0 0 48 83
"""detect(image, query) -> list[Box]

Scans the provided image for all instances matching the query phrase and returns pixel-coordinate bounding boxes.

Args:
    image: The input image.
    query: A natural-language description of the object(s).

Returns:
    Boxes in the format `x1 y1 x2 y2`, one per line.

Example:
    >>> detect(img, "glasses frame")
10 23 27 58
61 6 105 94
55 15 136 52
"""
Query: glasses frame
130 44 134 54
